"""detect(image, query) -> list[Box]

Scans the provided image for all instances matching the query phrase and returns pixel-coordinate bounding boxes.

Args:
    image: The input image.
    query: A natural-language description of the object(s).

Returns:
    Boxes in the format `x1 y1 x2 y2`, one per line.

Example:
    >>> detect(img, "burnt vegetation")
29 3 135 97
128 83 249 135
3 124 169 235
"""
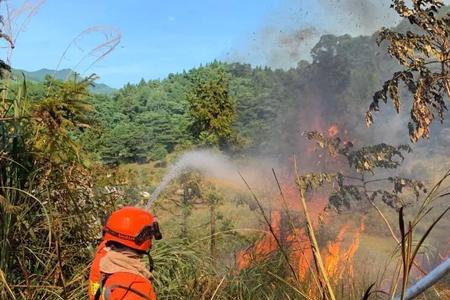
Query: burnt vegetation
367 0 450 142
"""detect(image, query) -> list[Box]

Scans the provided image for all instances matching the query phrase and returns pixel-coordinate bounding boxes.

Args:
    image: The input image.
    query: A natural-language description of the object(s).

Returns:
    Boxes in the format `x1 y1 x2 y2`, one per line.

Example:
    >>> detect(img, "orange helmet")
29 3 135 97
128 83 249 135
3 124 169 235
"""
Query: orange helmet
103 206 162 252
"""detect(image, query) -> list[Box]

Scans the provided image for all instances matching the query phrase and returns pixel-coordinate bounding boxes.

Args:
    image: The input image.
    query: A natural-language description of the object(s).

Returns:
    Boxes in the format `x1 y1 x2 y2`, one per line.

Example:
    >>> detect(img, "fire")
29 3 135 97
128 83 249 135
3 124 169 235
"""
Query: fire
236 123 365 289
322 217 366 281
341 218 366 278
324 224 350 278
328 124 339 137
281 182 329 223
237 211 367 286
290 229 313 280
236 211 281 270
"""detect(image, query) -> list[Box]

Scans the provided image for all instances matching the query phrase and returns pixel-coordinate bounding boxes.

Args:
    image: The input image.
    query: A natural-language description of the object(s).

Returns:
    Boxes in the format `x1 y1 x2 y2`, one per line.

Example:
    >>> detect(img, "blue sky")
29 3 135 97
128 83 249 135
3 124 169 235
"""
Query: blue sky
2 0 397 88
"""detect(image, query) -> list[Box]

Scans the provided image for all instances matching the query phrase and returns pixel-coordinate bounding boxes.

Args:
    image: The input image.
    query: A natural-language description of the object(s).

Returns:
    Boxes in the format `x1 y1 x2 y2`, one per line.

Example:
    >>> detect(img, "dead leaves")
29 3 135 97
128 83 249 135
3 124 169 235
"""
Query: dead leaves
366 0 450 142
305 131 425 211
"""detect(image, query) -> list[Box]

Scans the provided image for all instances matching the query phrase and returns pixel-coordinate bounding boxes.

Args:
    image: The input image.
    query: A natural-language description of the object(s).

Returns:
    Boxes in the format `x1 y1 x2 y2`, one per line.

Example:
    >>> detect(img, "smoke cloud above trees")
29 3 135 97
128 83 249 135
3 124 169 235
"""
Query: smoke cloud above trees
225 0 398 69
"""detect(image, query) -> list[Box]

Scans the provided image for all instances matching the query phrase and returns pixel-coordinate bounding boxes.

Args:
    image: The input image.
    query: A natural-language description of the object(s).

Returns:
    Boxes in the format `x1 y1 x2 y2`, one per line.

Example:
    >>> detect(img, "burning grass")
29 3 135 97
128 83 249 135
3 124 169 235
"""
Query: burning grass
146 126 450 299
121 122 450 300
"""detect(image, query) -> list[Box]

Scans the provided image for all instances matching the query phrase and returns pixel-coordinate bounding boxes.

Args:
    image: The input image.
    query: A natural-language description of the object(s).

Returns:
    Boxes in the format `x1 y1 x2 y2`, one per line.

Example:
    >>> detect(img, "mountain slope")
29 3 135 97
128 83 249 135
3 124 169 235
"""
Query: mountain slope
12 68 117 95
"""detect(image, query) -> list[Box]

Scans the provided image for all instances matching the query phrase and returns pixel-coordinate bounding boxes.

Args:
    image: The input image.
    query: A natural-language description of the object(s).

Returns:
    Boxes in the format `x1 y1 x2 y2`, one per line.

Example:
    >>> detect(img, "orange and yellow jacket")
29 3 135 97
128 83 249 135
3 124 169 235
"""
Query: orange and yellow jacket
89 241 157 300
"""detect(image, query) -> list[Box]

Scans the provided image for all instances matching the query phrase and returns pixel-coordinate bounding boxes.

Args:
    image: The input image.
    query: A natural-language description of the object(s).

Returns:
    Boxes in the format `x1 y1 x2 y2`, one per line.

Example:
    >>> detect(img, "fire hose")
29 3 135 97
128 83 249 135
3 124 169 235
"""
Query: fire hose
394 257 450 300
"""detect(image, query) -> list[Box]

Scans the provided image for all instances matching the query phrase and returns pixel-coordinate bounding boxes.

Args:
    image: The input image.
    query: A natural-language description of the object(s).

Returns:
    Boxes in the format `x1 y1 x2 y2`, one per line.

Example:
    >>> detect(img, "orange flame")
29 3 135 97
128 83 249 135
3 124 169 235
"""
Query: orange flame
324 223 350 278
236 123 367 288
328 124 339 137
323 217 366 281
289 227 313 280
341 217 366 278
236 211 281 270
237 213 367 286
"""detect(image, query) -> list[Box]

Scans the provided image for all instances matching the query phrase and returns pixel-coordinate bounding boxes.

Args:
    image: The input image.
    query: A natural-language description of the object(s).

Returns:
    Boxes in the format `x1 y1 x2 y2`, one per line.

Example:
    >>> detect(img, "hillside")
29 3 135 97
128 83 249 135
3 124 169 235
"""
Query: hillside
84 18 450 183
12 68 117 95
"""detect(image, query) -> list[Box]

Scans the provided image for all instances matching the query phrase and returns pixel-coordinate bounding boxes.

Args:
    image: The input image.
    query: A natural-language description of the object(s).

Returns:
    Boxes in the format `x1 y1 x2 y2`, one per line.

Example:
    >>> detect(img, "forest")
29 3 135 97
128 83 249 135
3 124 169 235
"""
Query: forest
0 0 449 299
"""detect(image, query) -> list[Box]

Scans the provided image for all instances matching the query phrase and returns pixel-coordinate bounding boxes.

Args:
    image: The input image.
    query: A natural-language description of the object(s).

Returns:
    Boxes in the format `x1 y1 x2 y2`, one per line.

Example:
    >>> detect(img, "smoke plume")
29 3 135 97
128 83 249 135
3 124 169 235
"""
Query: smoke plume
317 0 398 35
225 0 398 69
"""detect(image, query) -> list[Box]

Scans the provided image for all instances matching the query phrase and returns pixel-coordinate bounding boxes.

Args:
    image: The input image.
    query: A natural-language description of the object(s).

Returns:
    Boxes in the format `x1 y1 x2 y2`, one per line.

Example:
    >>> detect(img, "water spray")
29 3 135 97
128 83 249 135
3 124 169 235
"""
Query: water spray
145 149 238 209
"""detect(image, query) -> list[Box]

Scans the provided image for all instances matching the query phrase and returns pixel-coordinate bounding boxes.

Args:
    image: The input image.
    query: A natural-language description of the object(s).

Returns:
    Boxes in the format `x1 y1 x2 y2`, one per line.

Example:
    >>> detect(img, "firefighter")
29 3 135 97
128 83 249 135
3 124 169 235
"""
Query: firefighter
89 206 162 300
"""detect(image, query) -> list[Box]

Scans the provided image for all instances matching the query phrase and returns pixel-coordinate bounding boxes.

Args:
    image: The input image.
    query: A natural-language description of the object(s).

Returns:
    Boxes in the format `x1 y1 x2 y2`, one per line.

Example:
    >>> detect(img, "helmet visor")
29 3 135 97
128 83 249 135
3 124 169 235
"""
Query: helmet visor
135 221 162 245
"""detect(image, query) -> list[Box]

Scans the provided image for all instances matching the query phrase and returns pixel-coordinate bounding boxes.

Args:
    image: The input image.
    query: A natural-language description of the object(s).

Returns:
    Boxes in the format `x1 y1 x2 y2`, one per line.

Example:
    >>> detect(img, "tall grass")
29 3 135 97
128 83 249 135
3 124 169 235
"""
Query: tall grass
0 74 116 299
151 235 307 300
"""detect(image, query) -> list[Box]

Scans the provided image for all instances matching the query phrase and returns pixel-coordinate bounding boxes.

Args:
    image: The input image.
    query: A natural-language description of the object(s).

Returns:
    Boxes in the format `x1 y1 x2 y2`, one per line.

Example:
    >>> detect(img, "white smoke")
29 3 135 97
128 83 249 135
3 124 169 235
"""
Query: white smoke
316 0 399 36
146 149 239 209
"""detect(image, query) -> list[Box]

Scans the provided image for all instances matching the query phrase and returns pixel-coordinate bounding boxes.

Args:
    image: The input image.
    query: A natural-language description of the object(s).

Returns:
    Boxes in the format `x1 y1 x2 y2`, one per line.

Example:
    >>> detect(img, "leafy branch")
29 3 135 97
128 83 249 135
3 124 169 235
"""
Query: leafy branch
366 0 450 142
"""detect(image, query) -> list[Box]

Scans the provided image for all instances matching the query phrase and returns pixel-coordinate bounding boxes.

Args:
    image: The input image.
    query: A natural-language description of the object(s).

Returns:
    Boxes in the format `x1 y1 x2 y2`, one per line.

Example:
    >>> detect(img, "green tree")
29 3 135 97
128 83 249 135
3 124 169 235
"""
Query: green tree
94 73 192 163
135 111 190 153
100 122 151 165
187 63 237 150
